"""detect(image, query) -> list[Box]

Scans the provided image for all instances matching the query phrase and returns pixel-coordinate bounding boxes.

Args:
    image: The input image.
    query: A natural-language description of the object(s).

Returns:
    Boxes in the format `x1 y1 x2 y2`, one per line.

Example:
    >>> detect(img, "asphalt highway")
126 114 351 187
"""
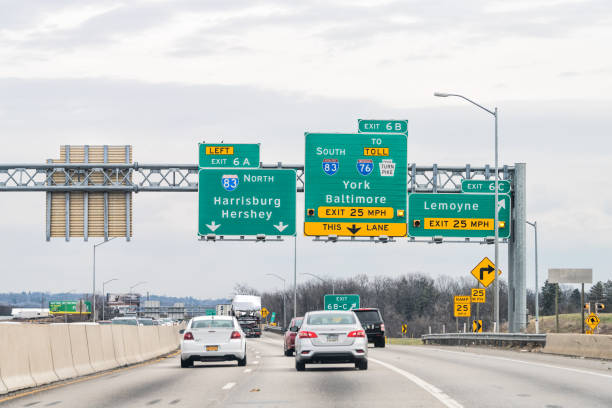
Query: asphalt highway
2 333 612 407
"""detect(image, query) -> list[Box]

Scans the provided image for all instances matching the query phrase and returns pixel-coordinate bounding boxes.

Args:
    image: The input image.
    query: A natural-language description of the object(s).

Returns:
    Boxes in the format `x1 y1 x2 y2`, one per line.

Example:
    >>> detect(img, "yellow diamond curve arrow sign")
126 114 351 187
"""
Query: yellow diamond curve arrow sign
261 307 269 318
470 257 502 288
586 313 600 329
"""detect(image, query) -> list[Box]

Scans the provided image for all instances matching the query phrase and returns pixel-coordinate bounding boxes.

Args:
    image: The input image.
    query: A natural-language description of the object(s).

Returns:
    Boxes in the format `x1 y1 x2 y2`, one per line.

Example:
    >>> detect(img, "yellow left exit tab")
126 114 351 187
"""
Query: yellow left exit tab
206 146 234 155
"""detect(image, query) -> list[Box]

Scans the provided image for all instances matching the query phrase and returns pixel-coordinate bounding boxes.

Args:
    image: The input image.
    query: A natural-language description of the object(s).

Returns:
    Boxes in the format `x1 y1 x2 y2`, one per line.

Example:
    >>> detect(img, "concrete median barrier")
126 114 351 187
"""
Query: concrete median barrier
86 325 118 371
138 326 157 361
0 324 36 393
26 325 59 386
69 324 94 376
122 325 143 364
543 333 612 359
49 324 77 380
111 325 128 366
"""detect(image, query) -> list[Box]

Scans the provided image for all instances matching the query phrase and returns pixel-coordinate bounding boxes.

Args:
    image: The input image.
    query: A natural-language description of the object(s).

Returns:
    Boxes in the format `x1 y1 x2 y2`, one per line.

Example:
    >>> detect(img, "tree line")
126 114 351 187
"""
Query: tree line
236 275 611 337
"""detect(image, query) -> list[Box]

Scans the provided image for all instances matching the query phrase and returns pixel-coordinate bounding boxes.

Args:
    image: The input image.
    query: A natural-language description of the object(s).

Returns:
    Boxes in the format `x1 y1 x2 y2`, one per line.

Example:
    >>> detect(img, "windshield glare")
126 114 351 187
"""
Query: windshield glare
354 311 381 322
307 313 355 325
192 319 234 329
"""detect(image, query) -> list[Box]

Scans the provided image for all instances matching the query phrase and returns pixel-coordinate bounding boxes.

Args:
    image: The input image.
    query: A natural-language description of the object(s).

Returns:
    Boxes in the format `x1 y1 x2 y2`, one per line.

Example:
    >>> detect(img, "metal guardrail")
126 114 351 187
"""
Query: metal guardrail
421 333 547 346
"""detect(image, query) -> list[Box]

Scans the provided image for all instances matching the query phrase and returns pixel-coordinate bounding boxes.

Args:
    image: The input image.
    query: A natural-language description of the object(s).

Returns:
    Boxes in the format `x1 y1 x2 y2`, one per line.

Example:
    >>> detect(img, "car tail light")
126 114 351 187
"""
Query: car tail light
231 331 241 339
298 331 318 339
380 323 385 332
347 330 366 338
356 349 365 353
183 332 194 340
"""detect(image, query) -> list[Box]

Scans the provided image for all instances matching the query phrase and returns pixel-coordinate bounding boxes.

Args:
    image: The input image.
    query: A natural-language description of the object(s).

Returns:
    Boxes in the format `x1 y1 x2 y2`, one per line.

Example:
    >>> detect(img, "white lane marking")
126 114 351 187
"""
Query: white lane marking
222 382 236 390
417 348 612 380
370 358 463 408
243 368 252 373
252 361 259 365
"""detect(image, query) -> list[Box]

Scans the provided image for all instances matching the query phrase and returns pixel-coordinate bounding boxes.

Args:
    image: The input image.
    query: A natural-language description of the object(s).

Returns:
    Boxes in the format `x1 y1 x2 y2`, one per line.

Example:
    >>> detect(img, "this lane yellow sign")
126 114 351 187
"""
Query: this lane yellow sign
304 222 406 237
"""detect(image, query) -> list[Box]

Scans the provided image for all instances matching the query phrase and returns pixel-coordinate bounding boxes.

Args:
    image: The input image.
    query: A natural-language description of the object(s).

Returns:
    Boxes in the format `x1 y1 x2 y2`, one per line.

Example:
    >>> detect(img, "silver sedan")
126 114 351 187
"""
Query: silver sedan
294 310 368 371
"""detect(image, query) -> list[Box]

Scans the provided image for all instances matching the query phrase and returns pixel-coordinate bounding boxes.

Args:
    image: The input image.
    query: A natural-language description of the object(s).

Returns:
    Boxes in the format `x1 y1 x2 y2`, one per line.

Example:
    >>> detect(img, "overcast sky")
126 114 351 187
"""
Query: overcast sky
1 0 611 299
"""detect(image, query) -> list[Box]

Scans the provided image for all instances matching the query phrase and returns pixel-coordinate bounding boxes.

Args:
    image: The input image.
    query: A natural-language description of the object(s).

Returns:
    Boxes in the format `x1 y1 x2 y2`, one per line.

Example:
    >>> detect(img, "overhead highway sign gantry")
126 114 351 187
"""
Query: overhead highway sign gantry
198 143 260 168
198 168 296 237
304 132 407 237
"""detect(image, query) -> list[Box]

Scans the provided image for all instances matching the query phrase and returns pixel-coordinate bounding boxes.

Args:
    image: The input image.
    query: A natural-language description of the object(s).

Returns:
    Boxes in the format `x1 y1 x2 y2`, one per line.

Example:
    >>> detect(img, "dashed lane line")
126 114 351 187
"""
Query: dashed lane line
369 358 463 408
221 382 236 390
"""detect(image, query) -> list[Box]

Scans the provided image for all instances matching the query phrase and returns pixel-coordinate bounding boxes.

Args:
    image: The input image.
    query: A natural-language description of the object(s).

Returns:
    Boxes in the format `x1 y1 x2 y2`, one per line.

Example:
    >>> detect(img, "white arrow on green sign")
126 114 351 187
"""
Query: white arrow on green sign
198 169 296 236
324 294 360 311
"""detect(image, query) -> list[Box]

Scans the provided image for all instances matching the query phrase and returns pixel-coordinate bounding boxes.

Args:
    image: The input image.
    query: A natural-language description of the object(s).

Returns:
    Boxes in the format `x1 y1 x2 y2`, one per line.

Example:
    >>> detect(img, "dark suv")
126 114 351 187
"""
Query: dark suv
353 308 385 347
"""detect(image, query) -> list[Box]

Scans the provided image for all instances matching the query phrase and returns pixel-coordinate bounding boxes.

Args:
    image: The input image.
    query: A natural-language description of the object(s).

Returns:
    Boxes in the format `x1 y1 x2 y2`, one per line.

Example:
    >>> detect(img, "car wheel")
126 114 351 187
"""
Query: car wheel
180 358 193 368
375 338 386 348
238 354 247 367
284 349 293 357
295 360 306 371
356 359 368 370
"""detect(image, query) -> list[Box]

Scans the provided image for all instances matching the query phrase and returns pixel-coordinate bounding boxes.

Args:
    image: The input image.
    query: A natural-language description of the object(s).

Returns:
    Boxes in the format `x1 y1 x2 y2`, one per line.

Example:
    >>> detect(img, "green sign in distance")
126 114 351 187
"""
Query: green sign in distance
408 193 511 238
324 294 360 311
461 179 511 194
358 119 408 134
304 133 407 237
205 309 216 316
198 143 260 168
270 312 276 323
49 301 92 314
198 168 296 236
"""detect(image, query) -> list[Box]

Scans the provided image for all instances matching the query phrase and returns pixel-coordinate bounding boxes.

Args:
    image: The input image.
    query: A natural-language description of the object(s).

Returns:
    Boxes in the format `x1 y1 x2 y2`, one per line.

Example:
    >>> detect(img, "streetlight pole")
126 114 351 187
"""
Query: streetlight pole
130 281 147 317
434 92 500 332
266 273 286 329
526 221 539 333
102 278 118 321
301 272 335 296
93 237 116 322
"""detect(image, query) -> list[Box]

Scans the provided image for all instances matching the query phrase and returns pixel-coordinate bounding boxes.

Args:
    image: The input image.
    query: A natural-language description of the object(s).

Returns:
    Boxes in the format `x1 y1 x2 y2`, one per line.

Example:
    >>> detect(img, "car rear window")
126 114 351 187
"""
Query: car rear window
354 310 381 322
307 313 355 325
192 319 234 329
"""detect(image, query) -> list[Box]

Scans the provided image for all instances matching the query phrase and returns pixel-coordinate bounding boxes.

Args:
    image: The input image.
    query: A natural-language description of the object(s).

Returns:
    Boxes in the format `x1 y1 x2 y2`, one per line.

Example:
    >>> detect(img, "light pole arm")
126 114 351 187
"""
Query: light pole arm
445 94 495 116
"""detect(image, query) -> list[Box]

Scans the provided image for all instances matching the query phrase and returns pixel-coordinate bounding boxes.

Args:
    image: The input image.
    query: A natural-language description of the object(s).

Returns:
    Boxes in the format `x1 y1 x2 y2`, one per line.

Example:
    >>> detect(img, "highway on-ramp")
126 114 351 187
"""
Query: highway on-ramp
2 333 611 407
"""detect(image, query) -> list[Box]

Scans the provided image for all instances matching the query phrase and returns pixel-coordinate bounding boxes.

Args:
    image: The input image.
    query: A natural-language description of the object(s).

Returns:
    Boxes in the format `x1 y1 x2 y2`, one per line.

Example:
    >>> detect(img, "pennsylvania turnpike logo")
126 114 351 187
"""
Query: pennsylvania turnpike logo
357 159 373 176
379 159 395 177
221 174 239 191
322 158 339 176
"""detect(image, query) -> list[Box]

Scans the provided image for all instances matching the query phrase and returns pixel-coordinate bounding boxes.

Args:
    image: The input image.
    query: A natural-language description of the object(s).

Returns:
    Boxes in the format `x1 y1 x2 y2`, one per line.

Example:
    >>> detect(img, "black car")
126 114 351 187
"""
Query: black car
353 308 385 347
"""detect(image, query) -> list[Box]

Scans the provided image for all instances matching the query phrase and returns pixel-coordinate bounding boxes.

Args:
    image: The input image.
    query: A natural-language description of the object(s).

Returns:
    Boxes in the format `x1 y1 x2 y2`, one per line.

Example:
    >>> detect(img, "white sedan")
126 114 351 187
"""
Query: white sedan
295 310 368 371
180 316 247 367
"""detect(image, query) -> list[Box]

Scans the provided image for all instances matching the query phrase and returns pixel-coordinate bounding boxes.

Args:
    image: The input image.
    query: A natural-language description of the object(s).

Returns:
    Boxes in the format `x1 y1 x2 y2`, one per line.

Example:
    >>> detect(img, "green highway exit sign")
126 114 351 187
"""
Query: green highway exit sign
304 132 407 237
408 193 511 238
49 301 91 314
324 294 360 311
199 143 260 168
198 168 296 236
461 179 511 194
358 119 408 134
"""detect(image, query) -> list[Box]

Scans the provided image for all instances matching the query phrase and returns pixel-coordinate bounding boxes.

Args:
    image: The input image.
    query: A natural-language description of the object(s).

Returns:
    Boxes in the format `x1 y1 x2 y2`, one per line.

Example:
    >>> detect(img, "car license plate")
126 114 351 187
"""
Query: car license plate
206 345 218 351
327 335 338 342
